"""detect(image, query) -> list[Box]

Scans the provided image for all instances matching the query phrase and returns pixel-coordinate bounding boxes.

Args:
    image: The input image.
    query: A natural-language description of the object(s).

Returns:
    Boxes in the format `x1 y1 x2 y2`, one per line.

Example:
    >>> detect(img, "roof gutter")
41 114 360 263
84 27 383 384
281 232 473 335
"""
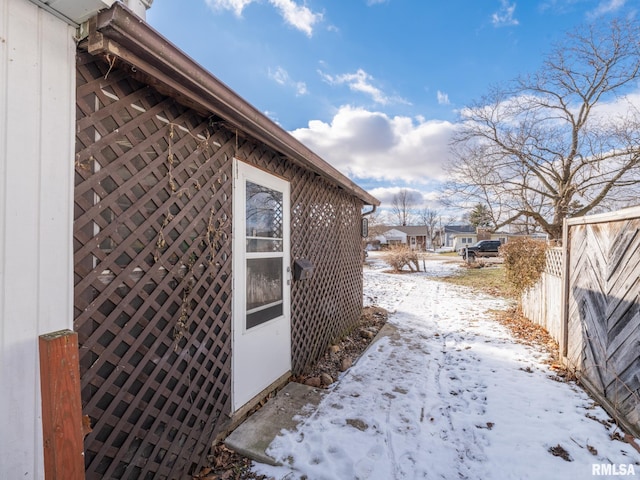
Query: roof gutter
362 205 377 216
87 3 379 206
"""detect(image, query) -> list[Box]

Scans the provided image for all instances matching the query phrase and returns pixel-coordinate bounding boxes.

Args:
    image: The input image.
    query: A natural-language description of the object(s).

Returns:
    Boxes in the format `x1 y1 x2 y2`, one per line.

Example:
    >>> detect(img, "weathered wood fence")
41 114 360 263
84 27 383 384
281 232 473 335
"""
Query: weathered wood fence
522 206 640 437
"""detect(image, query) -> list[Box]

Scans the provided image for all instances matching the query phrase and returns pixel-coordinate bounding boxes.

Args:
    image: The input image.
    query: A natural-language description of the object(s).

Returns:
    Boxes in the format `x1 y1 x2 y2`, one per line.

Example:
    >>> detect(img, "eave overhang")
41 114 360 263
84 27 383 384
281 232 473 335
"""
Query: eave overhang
86 2 379 207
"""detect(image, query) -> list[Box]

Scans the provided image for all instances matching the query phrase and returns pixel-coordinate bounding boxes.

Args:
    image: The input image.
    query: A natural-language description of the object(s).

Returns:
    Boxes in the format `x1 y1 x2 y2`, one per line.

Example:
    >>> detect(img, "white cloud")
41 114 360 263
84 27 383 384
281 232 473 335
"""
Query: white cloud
437 90 450 105
270 0 323 37
290 105 458 183
269 66 289 85
491 0 519 27
319 69 409 106
588 90 640 123
368 186 428 205
364 187 447 223
295 82 308 96
458 88 640 130
205 0 322 36
587 0 627 19
205 0 253 16
366 0 389 5
268 66 308 96
320 69 388 104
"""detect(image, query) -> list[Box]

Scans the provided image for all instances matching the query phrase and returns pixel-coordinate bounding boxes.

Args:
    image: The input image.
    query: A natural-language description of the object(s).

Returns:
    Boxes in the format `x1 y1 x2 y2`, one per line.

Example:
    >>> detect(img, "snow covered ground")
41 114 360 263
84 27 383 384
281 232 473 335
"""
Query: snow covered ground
252 253 640 479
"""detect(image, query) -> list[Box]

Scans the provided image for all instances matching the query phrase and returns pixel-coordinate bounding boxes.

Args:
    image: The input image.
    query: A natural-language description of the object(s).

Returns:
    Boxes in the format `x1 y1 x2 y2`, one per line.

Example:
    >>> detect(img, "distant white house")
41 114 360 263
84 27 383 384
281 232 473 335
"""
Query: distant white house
375 224 549 253
377 225 486 251
442 225 476 248
378 225 477 250
376 226 431 250
378 228 407 246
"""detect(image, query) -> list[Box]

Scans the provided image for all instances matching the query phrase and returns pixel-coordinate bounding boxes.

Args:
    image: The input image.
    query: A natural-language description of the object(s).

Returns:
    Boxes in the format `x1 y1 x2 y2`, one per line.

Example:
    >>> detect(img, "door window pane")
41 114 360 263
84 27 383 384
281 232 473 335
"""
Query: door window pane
246 181 283 253
246 257 283 328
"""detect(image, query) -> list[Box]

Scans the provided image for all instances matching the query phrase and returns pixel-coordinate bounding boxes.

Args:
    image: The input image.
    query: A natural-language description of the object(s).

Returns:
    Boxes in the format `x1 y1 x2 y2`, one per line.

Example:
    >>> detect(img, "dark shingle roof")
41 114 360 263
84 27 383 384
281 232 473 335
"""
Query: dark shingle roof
444 225 476 234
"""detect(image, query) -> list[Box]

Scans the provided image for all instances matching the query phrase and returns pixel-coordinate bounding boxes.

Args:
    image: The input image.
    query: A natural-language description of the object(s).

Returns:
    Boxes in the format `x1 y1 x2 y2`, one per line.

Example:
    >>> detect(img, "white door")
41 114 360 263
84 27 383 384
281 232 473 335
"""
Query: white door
232 160 291 411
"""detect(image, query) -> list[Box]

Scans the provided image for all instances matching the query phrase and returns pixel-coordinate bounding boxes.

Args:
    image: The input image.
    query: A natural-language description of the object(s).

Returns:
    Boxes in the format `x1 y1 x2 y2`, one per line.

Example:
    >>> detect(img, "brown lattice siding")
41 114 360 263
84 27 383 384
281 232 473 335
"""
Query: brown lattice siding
74 50 364 479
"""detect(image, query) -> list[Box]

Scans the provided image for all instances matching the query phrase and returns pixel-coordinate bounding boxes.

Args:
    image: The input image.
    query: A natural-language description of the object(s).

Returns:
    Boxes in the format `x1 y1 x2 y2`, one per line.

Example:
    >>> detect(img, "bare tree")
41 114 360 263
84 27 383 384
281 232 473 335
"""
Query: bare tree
447 18 640 240
417 207 439 250
508 216 544 236
390 189 419 226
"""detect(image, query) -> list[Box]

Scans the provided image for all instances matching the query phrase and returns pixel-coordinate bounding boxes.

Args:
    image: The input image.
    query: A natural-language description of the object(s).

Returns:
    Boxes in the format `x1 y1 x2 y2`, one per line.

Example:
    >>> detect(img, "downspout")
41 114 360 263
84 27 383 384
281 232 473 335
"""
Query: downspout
362 205 377 217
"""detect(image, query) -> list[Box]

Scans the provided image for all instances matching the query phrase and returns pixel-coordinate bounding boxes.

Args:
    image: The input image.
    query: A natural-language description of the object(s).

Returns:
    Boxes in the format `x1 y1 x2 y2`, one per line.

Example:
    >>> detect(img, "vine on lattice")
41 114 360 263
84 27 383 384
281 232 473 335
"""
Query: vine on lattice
157 122 230 348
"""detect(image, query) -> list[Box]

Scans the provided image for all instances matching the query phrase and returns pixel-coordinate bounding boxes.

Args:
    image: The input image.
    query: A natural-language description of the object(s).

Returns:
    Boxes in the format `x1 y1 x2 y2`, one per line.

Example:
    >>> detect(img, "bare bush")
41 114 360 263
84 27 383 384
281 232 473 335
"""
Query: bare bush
500 238 548 296
383 245 420 272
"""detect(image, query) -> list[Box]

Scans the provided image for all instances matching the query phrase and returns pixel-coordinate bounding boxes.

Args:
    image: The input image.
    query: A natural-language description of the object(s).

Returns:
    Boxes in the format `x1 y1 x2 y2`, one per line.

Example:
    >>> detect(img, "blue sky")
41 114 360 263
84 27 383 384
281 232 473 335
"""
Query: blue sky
146 0 638 220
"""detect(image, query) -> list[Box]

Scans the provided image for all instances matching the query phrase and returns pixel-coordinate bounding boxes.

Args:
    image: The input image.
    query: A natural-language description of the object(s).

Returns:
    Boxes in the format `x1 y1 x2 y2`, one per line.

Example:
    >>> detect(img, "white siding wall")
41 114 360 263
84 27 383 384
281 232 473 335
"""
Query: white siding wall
0 0 75 477
383 229 407 245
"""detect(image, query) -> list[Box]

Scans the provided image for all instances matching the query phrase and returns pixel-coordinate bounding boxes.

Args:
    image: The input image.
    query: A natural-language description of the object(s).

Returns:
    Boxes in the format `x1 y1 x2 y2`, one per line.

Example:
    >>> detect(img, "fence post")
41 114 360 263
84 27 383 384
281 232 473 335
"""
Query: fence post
39 330 85 480
560 220 570 359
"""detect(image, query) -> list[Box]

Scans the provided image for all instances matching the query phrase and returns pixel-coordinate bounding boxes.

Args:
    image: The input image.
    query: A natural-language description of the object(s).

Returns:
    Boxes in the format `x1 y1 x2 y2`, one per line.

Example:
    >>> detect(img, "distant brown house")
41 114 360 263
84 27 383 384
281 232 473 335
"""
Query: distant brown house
73 4 378 478
378 225 434 250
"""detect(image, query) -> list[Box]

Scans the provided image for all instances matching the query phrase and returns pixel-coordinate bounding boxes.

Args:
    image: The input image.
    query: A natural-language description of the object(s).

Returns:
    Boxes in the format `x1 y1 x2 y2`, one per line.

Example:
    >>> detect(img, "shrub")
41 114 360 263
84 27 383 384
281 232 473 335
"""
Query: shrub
383 245 420 272
500 237 548 295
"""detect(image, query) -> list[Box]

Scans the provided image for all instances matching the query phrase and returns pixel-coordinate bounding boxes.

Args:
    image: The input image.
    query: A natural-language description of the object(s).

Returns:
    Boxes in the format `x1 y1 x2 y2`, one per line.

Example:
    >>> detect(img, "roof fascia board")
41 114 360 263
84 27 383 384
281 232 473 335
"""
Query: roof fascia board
88 3 379 206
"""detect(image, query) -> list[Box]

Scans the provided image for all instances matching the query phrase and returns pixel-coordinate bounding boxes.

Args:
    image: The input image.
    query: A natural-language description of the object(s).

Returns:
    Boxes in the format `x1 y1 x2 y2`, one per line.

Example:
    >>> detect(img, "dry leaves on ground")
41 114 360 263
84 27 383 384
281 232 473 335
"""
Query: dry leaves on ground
493 307 574 379
193 444 265 480
292 305 388 386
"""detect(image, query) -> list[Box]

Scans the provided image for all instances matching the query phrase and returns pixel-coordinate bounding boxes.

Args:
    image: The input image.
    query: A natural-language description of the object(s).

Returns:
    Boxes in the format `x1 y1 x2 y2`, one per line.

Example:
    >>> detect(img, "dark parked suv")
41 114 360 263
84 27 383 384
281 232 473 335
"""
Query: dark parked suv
459 240 502 261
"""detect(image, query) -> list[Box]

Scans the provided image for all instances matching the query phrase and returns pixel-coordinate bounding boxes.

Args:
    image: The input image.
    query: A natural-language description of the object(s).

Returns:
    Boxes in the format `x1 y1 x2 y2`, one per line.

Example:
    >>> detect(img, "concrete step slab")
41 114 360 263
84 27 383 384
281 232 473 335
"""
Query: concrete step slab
224 382 326 466
224 322 398 466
